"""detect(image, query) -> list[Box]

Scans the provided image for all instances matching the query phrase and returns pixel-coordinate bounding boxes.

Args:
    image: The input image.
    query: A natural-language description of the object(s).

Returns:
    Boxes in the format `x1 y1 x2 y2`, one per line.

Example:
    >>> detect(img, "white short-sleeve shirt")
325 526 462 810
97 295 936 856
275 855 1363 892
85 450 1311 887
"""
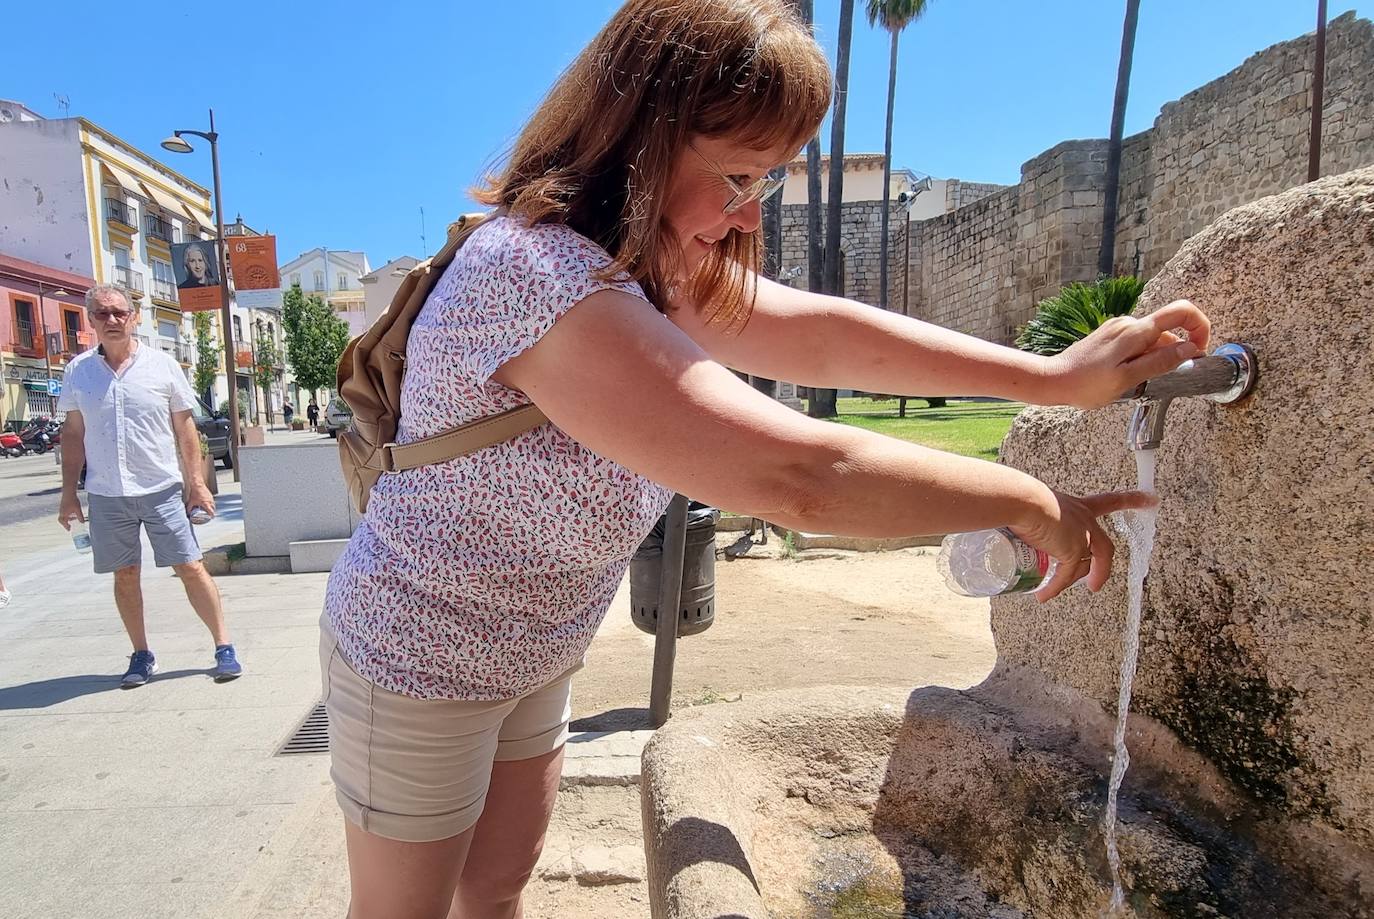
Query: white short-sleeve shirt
56 344 198 497
324 216 674 701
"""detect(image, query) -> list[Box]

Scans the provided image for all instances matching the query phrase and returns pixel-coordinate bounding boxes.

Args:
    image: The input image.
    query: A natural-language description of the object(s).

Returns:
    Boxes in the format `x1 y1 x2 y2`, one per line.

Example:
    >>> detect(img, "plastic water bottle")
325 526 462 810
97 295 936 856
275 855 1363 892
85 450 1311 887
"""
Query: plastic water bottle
71 520 92 554
188 506 213 525
937 528 1055 597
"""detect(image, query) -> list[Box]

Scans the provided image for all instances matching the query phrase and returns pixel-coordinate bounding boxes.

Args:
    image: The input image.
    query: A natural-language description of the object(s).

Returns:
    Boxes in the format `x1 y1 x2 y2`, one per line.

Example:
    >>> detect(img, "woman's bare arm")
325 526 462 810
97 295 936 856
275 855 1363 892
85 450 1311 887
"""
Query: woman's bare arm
493 289 1058 539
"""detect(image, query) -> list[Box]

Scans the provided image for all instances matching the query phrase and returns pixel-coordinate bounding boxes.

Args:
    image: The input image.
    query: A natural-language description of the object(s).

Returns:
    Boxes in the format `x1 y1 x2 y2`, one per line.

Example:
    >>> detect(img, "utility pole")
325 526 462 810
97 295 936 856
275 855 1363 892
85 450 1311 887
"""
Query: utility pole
1308 0 1328 182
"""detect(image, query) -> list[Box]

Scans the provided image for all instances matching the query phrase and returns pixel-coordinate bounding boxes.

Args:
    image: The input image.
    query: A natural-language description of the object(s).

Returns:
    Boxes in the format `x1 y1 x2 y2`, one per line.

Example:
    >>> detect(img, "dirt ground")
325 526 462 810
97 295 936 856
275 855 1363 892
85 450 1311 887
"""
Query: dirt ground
520 540 1000 919
574 538 999 727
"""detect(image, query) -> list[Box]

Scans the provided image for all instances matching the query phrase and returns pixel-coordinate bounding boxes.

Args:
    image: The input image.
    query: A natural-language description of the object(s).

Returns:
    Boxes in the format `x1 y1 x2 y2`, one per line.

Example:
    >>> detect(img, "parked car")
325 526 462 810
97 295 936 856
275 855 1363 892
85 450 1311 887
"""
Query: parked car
324 397 353 438
191 399 233 468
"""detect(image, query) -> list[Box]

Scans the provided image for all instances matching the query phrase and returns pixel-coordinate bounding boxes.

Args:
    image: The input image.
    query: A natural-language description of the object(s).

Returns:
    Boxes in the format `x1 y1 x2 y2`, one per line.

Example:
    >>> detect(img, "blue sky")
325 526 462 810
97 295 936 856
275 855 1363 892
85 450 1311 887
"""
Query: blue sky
3 1 1356 267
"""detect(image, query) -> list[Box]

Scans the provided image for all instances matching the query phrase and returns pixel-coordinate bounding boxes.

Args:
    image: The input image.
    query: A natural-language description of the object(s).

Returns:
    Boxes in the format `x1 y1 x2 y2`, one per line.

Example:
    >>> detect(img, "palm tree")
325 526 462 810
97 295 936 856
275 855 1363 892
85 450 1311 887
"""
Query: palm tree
867 0 932 311
756 164 785 396
813 0 857 419
1015 276 1146 356
802 0 824 296
1097 0 1141 276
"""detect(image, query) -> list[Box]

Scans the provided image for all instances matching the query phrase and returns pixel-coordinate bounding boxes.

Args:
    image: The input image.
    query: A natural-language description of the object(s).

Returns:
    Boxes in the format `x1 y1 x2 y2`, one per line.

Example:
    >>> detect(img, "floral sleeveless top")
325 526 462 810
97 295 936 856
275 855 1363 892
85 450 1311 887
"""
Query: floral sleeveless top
324 216 673 700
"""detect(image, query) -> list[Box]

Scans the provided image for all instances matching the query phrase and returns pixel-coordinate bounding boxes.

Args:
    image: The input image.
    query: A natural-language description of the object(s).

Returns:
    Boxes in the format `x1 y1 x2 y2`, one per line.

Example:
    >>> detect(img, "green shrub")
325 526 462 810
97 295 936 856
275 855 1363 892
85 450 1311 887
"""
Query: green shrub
1016 276 1145 356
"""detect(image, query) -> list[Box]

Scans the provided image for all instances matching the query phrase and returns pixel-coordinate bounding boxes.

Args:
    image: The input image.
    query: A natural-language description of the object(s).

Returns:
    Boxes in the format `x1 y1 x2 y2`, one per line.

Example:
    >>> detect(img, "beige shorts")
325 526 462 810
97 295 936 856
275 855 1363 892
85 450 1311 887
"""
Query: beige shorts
319 619 578 843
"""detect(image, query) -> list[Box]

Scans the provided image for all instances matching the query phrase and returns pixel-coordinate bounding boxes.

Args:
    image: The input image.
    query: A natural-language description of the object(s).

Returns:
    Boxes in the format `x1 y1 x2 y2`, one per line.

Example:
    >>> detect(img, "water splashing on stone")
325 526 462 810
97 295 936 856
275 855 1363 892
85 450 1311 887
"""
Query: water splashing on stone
1102 448 1158 916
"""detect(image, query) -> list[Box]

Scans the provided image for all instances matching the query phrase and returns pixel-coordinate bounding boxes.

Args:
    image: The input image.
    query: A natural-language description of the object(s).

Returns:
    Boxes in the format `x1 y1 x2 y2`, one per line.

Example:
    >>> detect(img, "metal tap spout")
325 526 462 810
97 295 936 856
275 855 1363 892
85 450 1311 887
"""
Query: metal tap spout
1116 343 1258 451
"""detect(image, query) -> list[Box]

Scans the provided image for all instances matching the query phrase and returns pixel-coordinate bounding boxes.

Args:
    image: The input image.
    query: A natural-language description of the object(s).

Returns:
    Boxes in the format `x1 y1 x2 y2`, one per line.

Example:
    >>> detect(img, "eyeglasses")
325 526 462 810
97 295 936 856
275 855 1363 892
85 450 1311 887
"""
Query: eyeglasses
689 144 785 215
90 309 133 323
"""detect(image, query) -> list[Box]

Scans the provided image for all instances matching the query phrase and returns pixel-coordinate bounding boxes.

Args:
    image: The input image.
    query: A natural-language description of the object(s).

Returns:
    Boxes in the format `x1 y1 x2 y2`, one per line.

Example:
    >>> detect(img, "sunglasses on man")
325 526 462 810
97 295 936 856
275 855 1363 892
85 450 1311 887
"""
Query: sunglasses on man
90 309 134 323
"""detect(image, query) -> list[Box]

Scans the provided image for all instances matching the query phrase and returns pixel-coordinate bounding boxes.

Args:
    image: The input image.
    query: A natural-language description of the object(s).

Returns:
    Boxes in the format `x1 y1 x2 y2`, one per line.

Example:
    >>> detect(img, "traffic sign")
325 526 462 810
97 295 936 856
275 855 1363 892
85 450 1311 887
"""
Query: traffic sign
46 379 62 396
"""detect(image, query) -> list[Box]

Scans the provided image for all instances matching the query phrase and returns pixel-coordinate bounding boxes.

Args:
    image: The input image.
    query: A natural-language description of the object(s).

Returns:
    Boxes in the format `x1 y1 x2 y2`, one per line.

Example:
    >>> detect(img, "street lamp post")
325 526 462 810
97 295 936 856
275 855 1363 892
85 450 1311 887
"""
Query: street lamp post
162 108 241 481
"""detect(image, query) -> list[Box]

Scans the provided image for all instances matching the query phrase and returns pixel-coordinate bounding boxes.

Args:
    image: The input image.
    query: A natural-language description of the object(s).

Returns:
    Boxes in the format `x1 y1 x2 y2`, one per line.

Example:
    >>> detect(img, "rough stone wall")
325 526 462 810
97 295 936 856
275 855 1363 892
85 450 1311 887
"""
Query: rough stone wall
994 166 1374 846
1116 11 1374 277
780 199 907 308
903 141 1110 343
781 13 1373 348
945 179 1009 213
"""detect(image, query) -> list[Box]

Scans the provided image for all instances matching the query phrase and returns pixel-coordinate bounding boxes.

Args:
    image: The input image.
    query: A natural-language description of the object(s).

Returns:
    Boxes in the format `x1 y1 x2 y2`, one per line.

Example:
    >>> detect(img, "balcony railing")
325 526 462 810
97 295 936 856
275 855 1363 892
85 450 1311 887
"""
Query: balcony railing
105 197 135 227
156 337 194 364
145 213 174 242
15 318 36 351
151 278 179 303
111 265 145 294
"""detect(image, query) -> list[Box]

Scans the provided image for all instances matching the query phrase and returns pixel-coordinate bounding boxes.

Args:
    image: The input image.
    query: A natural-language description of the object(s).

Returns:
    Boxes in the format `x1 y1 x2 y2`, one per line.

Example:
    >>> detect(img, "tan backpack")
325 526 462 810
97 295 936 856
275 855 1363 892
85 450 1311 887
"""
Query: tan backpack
336 212 547 513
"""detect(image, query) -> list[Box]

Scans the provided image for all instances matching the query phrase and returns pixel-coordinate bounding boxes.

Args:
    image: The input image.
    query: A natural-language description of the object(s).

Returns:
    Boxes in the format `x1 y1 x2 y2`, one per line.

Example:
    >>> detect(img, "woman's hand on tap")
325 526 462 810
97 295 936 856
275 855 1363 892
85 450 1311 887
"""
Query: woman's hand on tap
1043 299 1212 410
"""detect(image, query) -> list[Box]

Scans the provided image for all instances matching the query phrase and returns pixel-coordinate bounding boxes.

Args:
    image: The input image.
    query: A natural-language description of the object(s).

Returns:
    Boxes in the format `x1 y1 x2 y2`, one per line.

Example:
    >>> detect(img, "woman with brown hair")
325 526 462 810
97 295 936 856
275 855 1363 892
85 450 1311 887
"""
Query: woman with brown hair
321 1 1209 916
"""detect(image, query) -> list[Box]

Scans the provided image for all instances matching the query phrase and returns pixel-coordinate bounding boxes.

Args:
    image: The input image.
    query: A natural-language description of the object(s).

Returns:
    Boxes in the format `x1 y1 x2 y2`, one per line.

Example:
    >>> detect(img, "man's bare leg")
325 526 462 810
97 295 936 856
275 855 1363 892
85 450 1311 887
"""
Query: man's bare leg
172 560 229 646
113 565 149 650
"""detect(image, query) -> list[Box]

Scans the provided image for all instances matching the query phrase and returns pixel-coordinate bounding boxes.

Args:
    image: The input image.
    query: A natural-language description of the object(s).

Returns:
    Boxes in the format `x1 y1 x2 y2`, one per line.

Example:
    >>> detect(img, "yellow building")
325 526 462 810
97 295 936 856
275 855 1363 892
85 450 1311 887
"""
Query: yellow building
0 110 228 400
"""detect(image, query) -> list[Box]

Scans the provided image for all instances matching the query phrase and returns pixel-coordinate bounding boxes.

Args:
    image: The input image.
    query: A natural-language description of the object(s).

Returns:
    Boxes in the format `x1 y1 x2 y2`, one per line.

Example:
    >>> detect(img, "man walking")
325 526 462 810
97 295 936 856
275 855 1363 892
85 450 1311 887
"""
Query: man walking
57 285 242 687
305 399 319 431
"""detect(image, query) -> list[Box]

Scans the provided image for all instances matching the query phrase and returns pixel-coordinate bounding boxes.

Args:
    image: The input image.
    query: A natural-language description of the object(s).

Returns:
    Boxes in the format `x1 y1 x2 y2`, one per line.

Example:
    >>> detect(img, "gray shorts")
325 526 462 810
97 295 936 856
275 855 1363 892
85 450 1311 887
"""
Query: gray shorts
87 484 203 574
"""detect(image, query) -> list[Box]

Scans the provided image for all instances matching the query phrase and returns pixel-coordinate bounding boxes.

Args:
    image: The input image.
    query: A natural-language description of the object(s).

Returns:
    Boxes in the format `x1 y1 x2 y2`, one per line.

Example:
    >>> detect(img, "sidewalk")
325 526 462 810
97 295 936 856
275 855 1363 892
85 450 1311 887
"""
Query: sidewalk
0 480 347 919
0 477 651 919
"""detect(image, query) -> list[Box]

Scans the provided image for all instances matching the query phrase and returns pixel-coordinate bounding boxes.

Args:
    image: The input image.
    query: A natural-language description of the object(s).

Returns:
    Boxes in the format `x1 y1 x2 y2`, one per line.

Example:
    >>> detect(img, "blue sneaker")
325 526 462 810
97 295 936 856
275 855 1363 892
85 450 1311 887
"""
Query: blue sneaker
121 650 157 688
213 644 243 682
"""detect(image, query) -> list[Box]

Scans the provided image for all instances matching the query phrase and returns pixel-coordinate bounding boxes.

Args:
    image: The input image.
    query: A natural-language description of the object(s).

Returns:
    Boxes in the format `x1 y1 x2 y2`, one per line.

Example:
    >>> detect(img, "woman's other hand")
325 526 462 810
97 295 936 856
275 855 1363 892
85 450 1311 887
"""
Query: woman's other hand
1010 489 1158 603
1045 299 1212 409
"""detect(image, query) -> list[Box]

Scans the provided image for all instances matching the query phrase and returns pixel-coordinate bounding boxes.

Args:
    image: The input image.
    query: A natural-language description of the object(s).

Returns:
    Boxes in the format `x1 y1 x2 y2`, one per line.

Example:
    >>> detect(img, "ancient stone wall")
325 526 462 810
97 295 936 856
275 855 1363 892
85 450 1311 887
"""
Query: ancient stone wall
781 13 1374 349
780 199 908 309
1114 12 1374 278
902 141 1110 343
945 179 1009 213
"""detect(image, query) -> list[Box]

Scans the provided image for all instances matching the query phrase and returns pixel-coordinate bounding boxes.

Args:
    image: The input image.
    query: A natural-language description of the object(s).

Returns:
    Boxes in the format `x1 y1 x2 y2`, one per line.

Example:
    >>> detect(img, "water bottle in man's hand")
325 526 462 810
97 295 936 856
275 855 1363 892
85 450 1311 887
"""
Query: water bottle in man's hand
71 520 92 554
188 506 213 525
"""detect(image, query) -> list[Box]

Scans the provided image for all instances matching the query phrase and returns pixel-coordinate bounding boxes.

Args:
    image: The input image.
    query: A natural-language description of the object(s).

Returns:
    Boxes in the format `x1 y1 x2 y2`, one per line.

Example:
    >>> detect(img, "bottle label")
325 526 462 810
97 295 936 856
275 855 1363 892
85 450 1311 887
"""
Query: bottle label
998 528 1051 593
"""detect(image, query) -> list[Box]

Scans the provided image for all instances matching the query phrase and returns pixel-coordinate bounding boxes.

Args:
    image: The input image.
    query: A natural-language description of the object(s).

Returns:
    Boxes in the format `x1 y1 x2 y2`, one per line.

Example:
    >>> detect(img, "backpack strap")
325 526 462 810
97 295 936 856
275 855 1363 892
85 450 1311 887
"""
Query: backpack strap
378 403 547 473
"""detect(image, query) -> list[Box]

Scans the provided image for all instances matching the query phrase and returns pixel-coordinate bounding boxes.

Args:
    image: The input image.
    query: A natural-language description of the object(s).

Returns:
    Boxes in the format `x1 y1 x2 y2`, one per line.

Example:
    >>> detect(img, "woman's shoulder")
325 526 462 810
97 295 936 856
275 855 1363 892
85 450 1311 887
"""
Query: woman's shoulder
467 214 623 278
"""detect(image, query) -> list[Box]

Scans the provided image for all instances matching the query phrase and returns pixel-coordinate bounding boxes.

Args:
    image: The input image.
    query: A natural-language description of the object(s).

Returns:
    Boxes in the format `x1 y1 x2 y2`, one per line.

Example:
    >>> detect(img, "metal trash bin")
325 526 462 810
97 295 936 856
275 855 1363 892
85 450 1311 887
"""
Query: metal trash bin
631 501 719 636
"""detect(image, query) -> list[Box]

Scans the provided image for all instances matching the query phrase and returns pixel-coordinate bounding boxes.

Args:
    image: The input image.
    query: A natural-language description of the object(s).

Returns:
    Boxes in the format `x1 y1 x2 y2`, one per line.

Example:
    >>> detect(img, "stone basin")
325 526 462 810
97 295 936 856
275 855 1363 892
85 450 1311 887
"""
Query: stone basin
642 166 1374 918
641 674 1369 918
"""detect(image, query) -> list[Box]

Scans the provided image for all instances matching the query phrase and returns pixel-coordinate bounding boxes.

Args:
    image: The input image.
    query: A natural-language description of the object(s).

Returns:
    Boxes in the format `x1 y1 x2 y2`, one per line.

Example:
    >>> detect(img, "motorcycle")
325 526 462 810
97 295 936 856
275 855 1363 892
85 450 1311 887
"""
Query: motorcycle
0 430 23 458
17 417 58 455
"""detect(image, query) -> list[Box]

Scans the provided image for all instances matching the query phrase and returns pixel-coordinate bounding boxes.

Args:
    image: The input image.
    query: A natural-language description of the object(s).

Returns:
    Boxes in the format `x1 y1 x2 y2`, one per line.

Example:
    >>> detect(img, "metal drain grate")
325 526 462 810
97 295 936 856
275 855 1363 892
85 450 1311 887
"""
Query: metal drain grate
276 701 330 755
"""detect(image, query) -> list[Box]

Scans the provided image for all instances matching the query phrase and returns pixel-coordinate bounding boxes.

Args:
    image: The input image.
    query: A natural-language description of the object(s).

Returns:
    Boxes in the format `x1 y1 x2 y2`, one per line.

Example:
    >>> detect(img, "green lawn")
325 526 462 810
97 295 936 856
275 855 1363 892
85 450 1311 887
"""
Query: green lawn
828 397 1024 460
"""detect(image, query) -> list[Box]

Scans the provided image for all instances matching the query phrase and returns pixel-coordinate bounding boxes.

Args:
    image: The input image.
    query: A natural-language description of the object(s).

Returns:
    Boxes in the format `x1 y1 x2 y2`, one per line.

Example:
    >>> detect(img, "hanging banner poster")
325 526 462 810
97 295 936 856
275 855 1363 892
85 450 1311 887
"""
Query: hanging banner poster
226 235 280 291
171 239 223 312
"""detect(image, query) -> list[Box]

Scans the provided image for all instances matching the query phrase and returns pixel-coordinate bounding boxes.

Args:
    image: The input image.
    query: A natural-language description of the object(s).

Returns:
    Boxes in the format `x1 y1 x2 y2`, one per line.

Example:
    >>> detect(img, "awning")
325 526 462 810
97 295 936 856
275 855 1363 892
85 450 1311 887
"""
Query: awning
99 161 143 197
138 178 186 216
182 203 216 233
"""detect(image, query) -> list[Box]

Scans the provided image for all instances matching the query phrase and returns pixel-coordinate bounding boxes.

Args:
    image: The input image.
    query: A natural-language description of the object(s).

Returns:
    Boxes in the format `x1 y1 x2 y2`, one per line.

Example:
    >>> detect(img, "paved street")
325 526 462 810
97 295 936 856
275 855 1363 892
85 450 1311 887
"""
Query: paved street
0 452 67 527
0 450 649 919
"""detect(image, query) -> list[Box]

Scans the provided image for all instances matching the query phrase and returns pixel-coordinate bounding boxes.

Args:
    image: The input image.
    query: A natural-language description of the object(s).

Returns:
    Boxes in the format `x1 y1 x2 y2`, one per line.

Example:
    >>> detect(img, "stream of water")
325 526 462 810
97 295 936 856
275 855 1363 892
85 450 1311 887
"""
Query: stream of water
1101 448 1159 915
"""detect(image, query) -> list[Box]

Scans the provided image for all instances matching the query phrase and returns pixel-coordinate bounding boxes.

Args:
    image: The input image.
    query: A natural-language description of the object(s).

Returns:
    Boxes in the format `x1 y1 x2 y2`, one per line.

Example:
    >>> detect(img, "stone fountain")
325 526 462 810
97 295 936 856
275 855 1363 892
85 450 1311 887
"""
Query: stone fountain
640 166 1374 918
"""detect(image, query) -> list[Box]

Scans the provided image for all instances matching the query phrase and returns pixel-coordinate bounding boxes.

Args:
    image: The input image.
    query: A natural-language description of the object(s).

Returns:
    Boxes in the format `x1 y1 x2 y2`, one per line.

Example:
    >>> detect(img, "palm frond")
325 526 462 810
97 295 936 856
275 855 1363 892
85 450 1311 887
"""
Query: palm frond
865 0 932 31
1015 276 1145 355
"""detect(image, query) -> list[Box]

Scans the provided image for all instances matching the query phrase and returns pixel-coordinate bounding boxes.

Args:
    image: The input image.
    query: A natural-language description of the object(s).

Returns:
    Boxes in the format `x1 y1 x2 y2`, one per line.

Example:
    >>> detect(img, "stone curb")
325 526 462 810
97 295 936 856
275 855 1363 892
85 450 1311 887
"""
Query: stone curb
203 544 291 576
560 729 654 790
781 529 943 552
